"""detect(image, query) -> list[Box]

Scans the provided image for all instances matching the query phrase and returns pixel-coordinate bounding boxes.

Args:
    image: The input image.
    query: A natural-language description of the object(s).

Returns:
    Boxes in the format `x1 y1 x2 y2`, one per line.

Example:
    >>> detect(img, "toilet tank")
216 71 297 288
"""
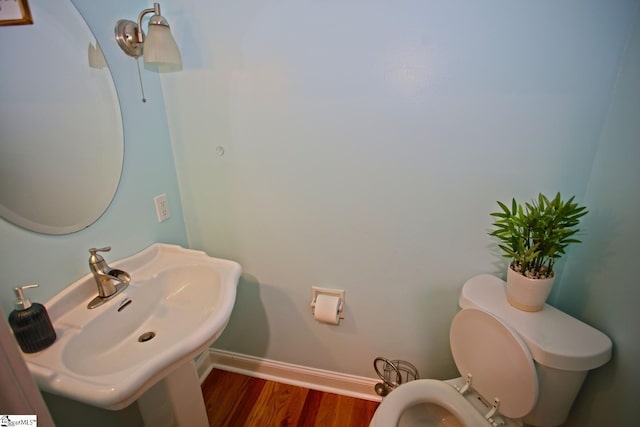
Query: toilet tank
458 275 612 427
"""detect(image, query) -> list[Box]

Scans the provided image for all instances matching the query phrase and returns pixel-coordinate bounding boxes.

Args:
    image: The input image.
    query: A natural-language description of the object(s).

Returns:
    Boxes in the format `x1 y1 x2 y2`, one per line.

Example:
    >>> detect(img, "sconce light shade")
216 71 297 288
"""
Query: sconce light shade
144 20 182 71
114 3 182 72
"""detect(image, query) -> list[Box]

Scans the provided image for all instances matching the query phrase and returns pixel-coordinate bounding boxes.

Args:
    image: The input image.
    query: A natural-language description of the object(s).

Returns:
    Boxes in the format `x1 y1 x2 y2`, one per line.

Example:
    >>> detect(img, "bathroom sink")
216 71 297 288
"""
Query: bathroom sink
23 243 241 410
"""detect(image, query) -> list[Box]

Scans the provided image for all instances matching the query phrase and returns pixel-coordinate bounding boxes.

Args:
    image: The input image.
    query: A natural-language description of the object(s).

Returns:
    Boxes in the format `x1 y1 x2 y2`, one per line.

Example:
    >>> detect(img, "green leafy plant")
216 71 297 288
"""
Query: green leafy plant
489 193 588 279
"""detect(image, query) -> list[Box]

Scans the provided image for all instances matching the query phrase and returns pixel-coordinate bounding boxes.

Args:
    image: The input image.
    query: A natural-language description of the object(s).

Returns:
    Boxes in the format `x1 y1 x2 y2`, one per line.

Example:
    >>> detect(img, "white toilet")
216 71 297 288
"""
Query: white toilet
370 274 612 427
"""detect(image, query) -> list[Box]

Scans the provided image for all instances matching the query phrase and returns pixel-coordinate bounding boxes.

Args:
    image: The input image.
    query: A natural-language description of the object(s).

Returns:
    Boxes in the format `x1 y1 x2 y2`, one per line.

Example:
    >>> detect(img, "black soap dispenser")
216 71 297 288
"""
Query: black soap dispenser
8 284 57 353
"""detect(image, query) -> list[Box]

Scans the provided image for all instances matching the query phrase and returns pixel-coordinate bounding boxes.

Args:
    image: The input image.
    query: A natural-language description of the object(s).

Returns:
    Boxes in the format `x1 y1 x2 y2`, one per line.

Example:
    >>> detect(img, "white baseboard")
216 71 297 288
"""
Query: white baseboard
196 349 382 402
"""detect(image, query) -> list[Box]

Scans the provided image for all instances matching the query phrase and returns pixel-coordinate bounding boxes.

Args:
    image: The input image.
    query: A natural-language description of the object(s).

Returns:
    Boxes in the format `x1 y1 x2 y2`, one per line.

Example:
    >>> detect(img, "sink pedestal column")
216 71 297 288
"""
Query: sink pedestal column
138 360 208 427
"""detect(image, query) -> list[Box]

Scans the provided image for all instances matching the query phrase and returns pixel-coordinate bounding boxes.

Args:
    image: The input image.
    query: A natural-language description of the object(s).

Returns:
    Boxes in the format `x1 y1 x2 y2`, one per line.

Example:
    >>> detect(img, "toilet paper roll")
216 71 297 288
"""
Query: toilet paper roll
314 294 341 325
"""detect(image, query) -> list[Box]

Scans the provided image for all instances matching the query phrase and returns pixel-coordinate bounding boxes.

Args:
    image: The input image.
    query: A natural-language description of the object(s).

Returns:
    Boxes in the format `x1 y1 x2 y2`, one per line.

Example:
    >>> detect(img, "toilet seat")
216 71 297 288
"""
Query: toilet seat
371 309 539 427
370 379 491 426
450 308 538 419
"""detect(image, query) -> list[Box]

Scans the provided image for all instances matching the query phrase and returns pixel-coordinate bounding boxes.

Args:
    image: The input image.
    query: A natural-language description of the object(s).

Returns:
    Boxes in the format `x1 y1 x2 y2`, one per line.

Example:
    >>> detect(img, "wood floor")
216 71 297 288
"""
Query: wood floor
201 369 379 427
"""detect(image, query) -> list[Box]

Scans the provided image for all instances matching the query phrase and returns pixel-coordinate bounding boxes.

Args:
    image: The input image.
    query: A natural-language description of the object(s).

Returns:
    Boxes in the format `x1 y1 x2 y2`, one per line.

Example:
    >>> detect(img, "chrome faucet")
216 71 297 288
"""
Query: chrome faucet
87 247 130 309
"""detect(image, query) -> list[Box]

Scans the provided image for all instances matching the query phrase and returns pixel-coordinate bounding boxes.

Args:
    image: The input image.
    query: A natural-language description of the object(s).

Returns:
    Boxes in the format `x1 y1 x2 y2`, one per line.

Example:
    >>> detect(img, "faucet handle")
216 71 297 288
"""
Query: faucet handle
88 247 111 266
88 247 111 255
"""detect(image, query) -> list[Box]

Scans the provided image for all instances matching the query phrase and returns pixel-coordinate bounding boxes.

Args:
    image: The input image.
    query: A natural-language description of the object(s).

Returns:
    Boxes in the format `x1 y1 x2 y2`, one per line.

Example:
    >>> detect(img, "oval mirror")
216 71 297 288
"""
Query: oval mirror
0 0 123 235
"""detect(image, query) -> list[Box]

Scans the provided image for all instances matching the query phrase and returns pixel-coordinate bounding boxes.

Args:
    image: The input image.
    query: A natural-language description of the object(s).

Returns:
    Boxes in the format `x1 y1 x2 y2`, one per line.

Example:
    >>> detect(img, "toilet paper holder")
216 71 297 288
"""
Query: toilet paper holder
310 286 345 319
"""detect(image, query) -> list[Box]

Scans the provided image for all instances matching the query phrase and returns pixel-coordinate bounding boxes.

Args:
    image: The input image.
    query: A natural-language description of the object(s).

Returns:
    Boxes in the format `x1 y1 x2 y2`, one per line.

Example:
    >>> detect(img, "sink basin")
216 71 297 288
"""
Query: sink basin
23 243 241 411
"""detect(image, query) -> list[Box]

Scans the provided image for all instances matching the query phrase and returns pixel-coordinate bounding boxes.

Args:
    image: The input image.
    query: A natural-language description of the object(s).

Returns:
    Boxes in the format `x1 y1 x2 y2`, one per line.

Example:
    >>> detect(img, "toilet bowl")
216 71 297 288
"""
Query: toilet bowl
370 274 612 427
370 379 508 427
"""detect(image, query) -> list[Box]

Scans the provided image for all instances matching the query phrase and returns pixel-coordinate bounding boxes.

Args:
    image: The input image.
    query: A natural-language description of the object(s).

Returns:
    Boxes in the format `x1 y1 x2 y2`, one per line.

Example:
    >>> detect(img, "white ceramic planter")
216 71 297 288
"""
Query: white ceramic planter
506 266 555 312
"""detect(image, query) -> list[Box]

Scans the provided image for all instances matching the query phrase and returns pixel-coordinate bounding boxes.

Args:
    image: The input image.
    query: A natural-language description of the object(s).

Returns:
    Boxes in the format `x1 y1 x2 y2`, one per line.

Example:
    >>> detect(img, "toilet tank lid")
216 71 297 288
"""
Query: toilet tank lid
458 274 612 371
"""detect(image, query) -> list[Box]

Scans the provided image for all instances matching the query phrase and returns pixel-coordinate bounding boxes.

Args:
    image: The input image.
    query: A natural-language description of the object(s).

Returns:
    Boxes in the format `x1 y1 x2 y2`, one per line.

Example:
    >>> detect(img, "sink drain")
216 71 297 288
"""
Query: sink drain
138 331 156 342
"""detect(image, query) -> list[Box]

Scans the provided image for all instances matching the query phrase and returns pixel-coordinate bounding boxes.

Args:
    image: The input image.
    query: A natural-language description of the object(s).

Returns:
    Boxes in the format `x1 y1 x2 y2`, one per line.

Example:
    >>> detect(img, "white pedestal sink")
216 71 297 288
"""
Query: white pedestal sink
23 243 241 426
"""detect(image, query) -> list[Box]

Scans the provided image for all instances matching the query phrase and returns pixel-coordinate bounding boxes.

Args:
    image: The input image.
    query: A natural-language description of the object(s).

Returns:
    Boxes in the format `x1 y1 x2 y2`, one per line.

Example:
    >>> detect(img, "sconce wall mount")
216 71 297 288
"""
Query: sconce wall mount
115 3 164 58
115 19 144 58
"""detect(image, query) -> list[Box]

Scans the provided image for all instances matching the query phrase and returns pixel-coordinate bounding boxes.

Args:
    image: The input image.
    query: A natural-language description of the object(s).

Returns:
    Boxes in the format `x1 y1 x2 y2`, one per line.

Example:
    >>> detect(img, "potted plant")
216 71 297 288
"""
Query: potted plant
489 192 588 311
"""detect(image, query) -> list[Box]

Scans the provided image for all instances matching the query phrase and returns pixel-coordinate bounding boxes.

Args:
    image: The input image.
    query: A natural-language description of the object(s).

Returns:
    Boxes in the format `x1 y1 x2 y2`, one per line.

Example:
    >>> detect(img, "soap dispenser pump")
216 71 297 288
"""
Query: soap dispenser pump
8 284 57 353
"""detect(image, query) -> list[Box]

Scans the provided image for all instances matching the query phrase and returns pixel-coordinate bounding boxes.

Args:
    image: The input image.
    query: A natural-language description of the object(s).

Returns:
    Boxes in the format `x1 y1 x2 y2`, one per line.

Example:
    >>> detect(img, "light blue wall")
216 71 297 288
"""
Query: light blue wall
0 0 187 315
158 0 639 425
551 8 640 426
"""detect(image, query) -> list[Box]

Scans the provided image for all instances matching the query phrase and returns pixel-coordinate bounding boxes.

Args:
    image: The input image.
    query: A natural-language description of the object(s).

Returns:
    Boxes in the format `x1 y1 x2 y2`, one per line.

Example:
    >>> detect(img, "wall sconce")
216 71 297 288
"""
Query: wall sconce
114 2 181 72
